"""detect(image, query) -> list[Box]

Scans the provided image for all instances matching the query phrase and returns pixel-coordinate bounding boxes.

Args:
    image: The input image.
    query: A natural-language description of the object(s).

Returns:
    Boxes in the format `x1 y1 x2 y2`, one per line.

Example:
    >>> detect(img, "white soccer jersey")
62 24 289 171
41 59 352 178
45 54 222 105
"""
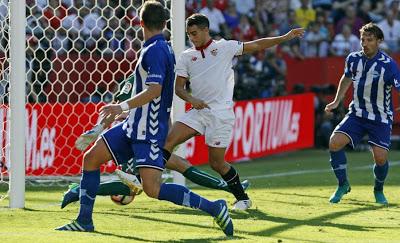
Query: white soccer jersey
176 39 243 109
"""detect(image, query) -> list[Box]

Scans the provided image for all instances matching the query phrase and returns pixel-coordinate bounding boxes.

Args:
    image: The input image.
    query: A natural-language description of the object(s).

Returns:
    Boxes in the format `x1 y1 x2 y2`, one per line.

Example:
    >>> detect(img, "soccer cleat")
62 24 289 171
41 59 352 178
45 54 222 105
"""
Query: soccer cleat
374 190 388 205
241 180 250 191
75 124 104 151
232 199 252 211
115 169 143 195
213 199 234 236
329 181 351 203
61 183 80 209
55 220 94 232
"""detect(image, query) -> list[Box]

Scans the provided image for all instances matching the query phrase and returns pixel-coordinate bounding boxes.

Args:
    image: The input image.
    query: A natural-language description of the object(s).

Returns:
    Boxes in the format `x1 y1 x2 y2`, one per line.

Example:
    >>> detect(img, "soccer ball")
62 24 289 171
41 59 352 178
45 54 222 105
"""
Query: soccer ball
110 194 135 205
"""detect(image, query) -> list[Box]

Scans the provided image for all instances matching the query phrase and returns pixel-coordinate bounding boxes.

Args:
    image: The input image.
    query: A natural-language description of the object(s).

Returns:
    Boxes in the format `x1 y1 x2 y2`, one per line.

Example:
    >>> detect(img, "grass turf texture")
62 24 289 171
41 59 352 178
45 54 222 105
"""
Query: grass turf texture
1 149 400 242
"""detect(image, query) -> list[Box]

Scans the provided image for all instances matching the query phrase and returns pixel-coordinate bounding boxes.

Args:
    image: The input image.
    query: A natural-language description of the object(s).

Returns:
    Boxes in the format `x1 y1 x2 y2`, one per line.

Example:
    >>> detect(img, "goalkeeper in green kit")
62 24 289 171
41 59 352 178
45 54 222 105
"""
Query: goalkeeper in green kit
61 74 249 208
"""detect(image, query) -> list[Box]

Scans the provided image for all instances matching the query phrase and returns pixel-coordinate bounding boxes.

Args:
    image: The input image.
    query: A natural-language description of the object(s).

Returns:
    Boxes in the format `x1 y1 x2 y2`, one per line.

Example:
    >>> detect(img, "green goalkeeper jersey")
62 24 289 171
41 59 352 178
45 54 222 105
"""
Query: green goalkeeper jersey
116 74 135 102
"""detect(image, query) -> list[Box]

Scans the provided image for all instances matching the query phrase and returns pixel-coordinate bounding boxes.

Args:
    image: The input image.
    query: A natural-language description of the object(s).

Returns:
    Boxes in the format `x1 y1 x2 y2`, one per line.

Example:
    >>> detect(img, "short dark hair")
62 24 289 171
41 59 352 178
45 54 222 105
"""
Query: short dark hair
360 23 384 40
186 13 209 29
140 0 166 31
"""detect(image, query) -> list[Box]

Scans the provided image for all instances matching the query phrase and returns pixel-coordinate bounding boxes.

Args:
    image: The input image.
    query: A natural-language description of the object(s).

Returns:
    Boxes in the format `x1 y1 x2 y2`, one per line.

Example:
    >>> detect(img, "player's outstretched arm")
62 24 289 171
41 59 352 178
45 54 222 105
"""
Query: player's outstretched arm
100 84 162 118
175 76 210 110
242 28 305 54
325 75 352 113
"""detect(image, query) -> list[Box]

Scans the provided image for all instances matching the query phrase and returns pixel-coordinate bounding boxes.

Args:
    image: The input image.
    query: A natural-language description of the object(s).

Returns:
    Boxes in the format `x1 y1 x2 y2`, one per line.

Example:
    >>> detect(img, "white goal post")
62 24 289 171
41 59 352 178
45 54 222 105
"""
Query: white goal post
6 0 186 208
9 0 25 209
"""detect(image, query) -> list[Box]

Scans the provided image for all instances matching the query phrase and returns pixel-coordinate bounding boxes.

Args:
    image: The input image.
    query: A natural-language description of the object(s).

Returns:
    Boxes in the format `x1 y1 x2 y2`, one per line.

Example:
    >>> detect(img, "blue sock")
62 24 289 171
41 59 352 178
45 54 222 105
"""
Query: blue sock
77 169 100 225
373 161 389 191
158 183 217 216
329 150 348 186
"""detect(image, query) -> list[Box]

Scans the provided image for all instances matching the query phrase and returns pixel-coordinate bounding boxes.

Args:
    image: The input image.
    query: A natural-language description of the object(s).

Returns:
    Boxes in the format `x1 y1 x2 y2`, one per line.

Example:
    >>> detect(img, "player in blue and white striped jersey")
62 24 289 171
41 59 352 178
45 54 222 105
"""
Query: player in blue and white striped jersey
325 23 400 205
56 1 233 236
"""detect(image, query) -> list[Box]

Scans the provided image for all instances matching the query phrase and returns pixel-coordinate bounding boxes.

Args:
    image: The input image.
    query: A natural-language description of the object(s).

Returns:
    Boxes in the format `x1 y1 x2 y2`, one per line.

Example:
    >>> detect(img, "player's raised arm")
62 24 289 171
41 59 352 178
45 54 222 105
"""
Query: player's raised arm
325 75 352 113
175 76 210 110
242 28 305 54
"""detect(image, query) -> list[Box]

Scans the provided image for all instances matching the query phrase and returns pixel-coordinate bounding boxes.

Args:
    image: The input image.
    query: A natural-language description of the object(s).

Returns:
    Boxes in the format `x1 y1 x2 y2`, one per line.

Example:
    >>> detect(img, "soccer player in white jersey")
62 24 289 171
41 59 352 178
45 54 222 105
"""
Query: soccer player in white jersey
325 23 400 204
162 14 304 210
56 2 234 236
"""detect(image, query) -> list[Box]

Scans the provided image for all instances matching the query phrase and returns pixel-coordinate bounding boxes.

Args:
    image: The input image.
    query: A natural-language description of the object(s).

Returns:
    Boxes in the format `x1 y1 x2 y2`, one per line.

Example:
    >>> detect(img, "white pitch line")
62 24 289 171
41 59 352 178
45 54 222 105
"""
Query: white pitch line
187 161 400 187
243 160 400 180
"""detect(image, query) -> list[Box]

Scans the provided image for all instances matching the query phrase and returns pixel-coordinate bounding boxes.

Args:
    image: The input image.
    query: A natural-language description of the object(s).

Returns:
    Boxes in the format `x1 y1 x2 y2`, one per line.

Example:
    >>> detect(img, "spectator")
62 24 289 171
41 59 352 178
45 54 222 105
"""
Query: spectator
264 50 287 88
186 0 200 16
331 24 360 56
335 5 364 37
280 10 304 59
232 15 257 42
231 0 255 16
378 11 400 53
253 0 274 36
312 0 333 11
223 2 241 30
290 0 312 10
213 0 229 12
302 21 329 57
81 8 106 43
386 0 400 17
199 0 228 37
295 0 316 28
358 0 383 23
331 0 358 23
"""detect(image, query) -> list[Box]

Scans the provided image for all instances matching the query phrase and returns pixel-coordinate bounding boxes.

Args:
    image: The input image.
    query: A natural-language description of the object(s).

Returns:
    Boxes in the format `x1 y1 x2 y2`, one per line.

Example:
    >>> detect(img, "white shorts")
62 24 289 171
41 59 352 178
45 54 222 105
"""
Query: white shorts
177 108 235 148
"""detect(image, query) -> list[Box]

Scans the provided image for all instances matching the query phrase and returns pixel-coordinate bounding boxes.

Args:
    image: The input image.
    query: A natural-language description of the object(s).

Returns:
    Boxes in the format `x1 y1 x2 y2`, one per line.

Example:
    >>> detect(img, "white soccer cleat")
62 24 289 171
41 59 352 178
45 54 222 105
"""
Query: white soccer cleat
75 124 104 151
232 199 252 211
115 169 143 195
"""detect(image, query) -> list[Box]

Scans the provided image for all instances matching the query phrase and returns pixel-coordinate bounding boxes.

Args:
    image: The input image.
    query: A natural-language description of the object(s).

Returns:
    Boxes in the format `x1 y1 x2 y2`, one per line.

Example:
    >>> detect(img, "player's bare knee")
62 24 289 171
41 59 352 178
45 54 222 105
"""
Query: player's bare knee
142 184 160 199
83 150 95 166
373 154 387 165
329 138 344 151
82 151 100 169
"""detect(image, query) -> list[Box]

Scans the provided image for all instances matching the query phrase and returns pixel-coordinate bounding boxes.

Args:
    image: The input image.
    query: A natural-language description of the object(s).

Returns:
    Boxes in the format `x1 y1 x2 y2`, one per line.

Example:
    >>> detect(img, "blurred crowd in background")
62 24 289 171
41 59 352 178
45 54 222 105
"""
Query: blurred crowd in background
1 0 400 147
16 0 400 100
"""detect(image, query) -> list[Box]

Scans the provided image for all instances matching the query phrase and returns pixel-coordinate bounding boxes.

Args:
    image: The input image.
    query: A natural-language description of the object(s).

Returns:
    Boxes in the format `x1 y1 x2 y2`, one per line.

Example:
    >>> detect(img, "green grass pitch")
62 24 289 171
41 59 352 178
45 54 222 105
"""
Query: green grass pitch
1 149 400 242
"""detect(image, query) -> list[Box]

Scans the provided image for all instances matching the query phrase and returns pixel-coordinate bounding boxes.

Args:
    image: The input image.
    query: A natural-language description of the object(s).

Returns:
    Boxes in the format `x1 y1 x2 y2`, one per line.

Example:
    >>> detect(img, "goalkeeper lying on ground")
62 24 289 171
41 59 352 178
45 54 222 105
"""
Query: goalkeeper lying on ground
61 74 249 208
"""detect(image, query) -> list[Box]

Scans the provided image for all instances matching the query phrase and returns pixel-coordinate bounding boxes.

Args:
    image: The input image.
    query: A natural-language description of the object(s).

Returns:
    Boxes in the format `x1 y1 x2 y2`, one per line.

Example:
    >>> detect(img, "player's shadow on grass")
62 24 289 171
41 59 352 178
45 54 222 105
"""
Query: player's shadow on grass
94 230 238 243
232 205 398 237
93 231 163 242
97 210 245 241
270 191 400 207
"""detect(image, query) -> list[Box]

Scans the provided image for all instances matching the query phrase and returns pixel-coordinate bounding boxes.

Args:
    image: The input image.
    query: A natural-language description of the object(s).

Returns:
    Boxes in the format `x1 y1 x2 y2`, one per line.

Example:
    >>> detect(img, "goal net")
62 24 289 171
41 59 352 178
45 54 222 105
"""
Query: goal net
1 0 185 203
0 0 9 200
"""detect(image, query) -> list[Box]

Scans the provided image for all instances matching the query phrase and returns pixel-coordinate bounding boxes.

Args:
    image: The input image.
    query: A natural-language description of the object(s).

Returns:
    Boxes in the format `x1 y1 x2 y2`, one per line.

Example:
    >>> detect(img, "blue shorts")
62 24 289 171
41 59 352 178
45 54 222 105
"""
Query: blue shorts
334 115 392 150
101 123 165 171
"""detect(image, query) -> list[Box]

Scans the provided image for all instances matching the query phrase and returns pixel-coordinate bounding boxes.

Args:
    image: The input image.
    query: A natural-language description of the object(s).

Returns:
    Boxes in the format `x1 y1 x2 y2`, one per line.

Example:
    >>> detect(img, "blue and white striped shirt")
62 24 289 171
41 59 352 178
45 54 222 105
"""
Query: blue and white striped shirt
122 34 175 143
344 51 400 124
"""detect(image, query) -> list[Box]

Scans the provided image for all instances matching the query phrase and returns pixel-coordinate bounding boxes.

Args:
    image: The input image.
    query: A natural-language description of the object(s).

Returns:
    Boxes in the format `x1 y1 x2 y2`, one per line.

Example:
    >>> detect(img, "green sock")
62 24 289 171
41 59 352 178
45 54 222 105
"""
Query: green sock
97 180 132 196
183 167 230 192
